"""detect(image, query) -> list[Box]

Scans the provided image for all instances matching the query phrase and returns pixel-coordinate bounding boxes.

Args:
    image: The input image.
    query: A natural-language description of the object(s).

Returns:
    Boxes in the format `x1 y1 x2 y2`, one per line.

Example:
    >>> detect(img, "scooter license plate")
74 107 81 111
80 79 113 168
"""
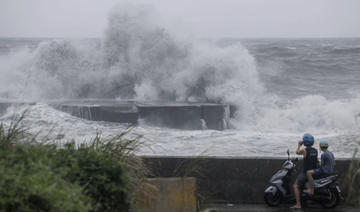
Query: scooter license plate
336 186 341 193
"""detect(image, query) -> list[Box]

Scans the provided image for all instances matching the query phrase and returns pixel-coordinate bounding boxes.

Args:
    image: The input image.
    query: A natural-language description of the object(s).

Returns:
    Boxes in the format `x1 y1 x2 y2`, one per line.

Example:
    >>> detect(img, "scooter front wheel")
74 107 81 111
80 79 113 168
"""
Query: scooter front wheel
264 191 282 206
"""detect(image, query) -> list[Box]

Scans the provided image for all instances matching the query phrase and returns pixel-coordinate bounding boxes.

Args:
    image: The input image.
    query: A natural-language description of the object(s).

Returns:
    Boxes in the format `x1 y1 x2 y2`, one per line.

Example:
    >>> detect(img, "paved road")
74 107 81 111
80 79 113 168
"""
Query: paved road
201 204 360 212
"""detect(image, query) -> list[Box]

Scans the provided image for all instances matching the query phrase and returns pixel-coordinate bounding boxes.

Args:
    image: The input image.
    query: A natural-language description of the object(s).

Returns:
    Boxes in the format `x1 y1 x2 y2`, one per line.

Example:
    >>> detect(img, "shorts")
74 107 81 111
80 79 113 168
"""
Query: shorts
313 168 323 176
313 168 332 178
295 173 307 187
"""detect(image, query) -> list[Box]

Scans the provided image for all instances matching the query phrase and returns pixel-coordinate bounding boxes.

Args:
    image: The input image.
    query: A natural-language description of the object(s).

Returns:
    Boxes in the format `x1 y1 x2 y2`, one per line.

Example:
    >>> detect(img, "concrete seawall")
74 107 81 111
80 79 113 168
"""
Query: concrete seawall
142 156 352 204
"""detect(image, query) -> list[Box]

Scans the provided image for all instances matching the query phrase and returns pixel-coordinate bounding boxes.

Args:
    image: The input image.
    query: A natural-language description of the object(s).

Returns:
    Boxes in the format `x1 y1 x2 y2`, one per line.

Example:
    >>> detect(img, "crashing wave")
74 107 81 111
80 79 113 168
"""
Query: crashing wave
1 3 360 134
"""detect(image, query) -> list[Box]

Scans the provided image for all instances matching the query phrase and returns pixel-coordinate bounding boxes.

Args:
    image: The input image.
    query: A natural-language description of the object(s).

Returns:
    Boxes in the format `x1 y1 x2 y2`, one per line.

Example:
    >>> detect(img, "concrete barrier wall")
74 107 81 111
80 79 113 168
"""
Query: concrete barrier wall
142 156 352 204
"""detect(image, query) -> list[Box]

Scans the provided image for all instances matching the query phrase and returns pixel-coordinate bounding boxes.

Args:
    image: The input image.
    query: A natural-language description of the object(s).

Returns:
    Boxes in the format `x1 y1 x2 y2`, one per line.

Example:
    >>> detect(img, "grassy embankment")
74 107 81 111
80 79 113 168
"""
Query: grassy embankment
0 114 149 211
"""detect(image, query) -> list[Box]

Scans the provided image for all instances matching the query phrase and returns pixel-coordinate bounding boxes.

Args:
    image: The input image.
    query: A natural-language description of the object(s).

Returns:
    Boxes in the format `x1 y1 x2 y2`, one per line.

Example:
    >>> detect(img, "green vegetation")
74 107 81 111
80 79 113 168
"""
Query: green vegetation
346 148 360 206
0 115 147 211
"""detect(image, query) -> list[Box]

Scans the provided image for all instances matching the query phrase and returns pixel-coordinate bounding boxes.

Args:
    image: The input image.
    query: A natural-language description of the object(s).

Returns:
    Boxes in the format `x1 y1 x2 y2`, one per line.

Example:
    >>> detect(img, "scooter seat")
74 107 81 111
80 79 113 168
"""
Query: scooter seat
314 175 337 188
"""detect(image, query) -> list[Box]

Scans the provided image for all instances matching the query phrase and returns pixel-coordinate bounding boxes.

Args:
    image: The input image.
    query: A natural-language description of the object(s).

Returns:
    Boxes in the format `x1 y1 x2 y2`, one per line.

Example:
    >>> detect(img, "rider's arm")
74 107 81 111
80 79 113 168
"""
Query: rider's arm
296 140 305 155
319 154 323 167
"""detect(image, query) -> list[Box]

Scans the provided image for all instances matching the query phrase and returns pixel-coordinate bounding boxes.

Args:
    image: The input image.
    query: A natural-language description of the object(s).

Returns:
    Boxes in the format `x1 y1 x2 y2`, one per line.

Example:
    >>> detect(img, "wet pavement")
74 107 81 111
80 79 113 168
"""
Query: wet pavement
201 204 360 212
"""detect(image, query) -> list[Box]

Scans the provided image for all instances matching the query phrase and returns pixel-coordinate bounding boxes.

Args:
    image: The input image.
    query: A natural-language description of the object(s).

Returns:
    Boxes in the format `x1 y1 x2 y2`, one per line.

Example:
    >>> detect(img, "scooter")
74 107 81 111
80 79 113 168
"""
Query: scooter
264 150 343 208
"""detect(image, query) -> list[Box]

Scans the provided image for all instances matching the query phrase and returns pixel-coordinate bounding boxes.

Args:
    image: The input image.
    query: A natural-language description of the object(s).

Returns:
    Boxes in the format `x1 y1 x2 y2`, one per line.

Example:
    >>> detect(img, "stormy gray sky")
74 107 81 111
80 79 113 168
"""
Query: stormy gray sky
0 0 359 38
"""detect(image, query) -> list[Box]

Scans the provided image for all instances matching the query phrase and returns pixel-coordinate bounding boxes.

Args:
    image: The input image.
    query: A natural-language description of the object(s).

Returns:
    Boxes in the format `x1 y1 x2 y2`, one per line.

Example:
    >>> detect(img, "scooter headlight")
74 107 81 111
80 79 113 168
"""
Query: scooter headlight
282 161 294 170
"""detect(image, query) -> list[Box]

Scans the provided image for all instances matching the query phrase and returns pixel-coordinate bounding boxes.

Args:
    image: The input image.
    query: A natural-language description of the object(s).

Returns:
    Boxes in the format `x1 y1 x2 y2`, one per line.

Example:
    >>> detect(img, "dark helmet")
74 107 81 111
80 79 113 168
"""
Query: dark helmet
303 133 314 146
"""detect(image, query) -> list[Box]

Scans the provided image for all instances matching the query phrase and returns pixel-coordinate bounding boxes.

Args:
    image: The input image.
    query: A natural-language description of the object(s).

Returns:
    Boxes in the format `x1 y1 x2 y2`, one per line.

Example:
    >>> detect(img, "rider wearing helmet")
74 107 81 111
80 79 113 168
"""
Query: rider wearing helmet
291 133 318 209
304 140 335 195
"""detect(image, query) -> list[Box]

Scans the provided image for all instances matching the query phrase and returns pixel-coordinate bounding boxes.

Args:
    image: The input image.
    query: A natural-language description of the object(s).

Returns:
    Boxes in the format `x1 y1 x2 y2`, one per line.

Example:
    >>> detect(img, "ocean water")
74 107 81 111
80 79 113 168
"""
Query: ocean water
1 6 360 158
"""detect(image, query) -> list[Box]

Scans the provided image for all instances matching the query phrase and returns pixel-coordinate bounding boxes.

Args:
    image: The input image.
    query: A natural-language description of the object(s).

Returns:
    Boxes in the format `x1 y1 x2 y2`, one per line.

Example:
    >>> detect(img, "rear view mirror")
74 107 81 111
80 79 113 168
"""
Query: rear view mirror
287 149 290 160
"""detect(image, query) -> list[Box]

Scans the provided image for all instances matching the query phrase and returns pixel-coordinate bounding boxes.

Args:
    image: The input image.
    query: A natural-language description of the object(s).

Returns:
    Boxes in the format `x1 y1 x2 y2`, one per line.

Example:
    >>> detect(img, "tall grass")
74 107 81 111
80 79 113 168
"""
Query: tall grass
346 148 360 206
89 130 148 185
0 113 27 150
82 129 150 208
0 114 149 211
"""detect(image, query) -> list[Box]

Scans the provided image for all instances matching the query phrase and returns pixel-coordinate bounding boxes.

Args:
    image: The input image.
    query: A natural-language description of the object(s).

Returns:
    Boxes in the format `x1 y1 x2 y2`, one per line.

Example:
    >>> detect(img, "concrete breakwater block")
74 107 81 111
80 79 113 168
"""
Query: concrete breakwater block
136 177 197 212
0 101 36 116
52 102 139 124
92 106 139 123
53 100 230 130
137 102 230 130
201 104 230 130
137 103 203 130
1 99 231 130
0 102 12 115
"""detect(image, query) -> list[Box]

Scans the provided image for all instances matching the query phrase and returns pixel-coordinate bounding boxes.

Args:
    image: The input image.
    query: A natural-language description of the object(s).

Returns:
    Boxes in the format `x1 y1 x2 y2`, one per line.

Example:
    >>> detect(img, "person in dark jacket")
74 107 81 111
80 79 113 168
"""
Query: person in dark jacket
290 133 318 209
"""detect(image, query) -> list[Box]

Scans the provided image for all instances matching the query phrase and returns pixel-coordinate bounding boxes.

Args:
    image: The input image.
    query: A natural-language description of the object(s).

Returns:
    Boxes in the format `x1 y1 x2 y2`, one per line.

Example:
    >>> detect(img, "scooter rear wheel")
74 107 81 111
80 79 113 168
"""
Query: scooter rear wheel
264 191 282 206
320 189 338 208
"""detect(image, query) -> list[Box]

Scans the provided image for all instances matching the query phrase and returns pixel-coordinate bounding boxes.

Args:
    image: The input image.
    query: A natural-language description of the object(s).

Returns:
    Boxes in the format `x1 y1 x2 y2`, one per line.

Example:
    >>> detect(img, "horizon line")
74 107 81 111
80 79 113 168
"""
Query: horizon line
1 36 360 40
